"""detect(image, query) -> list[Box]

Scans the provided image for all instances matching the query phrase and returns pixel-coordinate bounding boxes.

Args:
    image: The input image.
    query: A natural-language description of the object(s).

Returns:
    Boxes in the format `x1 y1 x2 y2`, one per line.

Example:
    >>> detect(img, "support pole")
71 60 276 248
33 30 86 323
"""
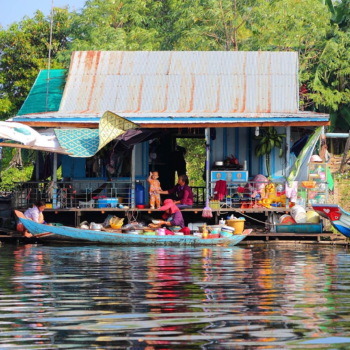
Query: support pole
0 147 2 182
36 151 40 181
131 145 136 208
205 128 210 201
52 153 58 209
285 126 291 177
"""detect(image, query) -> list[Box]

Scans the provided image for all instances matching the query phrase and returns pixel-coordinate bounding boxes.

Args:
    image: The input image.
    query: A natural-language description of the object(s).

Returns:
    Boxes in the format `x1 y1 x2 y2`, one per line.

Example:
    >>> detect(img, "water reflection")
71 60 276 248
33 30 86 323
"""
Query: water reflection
0 244 349 349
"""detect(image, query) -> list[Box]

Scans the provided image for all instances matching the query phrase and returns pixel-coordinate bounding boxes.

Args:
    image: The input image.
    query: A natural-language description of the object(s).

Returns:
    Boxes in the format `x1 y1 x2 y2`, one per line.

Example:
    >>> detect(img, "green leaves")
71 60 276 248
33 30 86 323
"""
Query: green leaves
0 8 72 120
254 127 286 177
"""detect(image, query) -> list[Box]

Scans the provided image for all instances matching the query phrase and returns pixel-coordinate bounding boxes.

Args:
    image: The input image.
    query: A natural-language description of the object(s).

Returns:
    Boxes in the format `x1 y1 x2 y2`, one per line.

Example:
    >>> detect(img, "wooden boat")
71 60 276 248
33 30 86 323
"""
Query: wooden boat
19 217 250 246
312 204 350 238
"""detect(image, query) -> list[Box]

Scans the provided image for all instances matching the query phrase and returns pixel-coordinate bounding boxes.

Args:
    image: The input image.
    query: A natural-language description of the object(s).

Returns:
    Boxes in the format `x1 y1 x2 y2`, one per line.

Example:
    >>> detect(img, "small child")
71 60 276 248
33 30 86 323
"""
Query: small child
148 171 162 209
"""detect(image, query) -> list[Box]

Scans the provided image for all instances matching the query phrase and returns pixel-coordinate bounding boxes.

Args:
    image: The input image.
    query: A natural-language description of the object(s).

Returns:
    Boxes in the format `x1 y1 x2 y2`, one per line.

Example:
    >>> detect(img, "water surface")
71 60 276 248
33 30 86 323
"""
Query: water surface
0 244 350 349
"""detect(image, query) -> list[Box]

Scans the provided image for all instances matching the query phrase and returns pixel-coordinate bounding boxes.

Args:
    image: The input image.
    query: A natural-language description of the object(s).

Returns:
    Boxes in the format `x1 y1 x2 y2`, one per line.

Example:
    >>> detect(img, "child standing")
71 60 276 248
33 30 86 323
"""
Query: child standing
148 171 162 209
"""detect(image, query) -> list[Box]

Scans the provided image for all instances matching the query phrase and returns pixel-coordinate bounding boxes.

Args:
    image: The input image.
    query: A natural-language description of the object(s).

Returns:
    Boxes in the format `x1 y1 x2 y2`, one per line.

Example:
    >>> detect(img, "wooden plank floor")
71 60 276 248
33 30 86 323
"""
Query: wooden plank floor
36 207 291 213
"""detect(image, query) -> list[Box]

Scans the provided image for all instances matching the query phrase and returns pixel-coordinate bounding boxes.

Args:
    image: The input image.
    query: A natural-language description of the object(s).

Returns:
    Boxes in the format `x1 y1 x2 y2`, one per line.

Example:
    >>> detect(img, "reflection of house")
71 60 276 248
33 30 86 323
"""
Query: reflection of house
7 51 329 220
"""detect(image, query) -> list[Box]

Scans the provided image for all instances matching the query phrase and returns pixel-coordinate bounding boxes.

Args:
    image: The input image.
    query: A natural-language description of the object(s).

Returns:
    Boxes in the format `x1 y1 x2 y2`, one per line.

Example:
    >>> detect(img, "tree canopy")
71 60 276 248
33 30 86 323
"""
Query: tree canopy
1 0 350 131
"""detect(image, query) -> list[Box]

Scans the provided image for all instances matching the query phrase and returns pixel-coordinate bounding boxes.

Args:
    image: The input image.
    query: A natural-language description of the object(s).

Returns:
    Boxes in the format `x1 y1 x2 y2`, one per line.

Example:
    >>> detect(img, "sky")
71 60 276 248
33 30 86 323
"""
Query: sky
0 0 86 28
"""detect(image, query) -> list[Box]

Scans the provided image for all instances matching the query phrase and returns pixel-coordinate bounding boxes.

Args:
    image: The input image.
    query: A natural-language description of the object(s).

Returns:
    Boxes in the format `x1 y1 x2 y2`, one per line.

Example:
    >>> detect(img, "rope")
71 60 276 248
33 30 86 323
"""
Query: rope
218 205 290 226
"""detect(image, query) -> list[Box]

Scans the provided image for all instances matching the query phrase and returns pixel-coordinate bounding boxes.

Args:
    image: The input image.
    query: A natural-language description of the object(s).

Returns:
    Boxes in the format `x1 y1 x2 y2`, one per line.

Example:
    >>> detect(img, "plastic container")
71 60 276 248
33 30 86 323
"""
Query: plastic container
144 231 156 236
136 182 145 205
306 211 320 224
291 205 307 223
226 219 245 234
208 233 220 239
157 228 166 235
98 198 118 208
221 230 233 238
276 222 322 233
279 214 296 225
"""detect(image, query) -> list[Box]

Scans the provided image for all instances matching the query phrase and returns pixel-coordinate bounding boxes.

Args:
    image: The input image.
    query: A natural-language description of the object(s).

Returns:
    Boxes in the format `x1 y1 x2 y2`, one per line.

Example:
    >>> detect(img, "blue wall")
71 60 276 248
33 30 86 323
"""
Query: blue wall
61 142 148 180
211 127 287 179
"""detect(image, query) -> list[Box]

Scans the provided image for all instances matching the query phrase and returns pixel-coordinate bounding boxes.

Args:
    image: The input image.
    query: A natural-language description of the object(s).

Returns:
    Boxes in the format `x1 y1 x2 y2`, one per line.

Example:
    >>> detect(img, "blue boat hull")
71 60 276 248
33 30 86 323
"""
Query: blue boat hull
19 218 248 246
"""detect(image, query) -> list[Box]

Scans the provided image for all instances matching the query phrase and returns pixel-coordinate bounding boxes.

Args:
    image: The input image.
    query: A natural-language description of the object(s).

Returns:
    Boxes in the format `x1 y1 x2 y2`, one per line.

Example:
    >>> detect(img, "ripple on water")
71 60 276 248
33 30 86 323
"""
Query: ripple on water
0 244 349 349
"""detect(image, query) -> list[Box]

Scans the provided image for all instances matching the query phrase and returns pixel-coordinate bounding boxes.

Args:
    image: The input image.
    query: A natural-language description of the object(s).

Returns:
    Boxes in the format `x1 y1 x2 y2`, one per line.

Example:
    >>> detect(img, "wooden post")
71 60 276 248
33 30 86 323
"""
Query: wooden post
340 131 350 173
131 145 136 208
53 153 58 209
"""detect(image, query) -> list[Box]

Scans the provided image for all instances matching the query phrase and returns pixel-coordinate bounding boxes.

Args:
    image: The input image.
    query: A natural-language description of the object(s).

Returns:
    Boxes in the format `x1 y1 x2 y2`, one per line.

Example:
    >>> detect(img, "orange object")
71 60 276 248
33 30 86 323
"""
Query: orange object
280 214 296 224
302 181 317 189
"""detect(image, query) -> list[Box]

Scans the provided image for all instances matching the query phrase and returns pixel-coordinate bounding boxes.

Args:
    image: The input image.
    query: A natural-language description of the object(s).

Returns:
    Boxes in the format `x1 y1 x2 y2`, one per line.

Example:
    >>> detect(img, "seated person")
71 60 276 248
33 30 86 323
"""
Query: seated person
159 175 193 209
149 199 190 235
24 200 50 225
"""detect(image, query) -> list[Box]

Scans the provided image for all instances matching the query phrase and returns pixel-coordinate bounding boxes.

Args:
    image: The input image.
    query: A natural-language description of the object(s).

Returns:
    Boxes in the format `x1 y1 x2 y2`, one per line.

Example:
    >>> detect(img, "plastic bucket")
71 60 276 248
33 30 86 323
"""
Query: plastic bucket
306 211 320 224
279 214 296 225
290 205 307 223
226 219 245 234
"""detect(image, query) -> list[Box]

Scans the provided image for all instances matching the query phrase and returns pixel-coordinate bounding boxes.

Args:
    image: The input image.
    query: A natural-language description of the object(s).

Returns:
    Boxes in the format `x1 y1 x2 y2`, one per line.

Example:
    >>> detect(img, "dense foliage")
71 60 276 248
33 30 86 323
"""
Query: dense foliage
2 0 350 188
1 0 350 129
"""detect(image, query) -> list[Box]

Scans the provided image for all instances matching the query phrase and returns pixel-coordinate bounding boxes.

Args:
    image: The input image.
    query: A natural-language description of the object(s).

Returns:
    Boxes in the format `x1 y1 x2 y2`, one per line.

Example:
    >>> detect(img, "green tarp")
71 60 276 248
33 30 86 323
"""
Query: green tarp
17 69 66 116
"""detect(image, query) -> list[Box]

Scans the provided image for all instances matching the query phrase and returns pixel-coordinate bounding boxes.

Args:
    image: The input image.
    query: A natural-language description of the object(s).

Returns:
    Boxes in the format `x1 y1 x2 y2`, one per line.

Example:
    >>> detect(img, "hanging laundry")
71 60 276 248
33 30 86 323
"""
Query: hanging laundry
286 181 298 202
214 180 227 201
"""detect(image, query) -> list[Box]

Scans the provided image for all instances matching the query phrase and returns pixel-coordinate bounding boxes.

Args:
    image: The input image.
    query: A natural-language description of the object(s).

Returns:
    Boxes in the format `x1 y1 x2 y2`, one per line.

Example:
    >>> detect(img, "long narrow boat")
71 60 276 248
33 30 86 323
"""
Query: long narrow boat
19 217 250 246
312 204 350 238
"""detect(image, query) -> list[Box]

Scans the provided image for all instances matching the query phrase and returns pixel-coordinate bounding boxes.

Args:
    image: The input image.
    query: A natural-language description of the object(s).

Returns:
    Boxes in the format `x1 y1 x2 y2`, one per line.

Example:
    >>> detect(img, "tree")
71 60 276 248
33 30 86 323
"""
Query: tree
168 0 262 51
58 0 165 64
0 8 72 120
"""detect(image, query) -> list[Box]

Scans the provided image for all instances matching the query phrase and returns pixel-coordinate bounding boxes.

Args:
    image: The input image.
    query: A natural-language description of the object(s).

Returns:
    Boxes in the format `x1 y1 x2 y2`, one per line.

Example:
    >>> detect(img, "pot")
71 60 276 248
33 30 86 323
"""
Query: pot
214 161 224 166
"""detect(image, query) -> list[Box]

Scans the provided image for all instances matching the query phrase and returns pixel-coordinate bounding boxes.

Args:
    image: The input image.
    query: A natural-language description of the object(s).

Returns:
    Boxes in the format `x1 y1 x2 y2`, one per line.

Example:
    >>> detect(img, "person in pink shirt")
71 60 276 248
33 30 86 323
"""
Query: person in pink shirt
160 175 194 209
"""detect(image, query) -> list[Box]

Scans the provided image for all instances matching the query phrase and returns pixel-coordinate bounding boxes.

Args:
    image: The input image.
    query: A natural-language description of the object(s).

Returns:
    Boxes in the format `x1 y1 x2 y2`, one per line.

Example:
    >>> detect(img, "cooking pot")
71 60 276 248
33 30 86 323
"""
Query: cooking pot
214 161 224 166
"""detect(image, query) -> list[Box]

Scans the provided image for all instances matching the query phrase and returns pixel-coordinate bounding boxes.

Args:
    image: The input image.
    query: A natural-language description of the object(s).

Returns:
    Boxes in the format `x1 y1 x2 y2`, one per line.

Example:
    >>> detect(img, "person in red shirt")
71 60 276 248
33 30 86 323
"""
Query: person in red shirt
160 174 194 209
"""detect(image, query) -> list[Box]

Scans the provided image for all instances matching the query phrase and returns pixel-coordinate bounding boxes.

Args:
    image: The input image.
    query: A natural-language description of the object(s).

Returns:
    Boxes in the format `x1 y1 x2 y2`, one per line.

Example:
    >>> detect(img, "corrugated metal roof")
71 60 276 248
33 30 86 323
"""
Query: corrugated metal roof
18 69 65 116
13 111 329 125
58 51 299 115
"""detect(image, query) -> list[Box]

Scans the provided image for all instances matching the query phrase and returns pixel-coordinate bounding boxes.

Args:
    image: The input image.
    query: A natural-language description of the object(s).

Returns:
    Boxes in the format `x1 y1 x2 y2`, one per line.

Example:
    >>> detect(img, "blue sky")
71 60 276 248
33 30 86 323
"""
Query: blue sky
0 0 86 28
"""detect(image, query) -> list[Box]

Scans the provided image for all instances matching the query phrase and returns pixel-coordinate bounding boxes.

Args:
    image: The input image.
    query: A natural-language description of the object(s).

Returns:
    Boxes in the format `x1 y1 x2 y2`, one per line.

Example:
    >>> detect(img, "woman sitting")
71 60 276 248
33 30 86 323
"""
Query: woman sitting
24 200 49 224
150 199 190 235
159 175 193 209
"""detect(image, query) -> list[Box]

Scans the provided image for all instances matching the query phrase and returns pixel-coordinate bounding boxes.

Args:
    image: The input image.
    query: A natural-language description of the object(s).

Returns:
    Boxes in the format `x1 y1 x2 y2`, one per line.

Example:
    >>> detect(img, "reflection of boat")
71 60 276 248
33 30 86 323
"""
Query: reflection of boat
19 217 250 246
312 204 350 238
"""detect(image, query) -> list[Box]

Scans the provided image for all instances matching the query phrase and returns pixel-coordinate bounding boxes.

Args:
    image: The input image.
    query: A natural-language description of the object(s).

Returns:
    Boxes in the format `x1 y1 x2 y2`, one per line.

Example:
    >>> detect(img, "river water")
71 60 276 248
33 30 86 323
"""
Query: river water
1 244 350 349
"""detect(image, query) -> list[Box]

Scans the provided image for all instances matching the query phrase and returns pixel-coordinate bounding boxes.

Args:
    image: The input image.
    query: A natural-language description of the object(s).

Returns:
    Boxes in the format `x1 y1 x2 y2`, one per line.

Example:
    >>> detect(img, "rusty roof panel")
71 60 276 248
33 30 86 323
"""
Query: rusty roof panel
58 51 300 115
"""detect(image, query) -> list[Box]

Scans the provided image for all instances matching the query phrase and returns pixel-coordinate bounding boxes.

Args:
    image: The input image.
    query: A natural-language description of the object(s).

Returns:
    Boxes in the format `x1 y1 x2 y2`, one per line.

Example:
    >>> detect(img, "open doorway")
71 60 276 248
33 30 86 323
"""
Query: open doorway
176 137 206 187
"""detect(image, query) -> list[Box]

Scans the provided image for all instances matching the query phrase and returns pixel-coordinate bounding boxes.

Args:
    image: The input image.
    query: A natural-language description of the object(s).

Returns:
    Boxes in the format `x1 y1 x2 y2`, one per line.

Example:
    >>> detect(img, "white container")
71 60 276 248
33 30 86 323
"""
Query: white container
291 205 307 223
221 225 235 232
89 222 103 230
157 228 166 236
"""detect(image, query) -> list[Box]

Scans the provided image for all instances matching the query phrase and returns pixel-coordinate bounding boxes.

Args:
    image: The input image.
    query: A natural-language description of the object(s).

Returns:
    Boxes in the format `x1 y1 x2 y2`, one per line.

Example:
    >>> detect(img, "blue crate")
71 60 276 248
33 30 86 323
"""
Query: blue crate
97 198 119 208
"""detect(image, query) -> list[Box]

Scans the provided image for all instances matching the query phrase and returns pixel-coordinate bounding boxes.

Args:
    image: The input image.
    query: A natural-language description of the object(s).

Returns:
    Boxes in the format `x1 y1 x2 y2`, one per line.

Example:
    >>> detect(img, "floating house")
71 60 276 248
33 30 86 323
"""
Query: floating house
3 51 329 225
